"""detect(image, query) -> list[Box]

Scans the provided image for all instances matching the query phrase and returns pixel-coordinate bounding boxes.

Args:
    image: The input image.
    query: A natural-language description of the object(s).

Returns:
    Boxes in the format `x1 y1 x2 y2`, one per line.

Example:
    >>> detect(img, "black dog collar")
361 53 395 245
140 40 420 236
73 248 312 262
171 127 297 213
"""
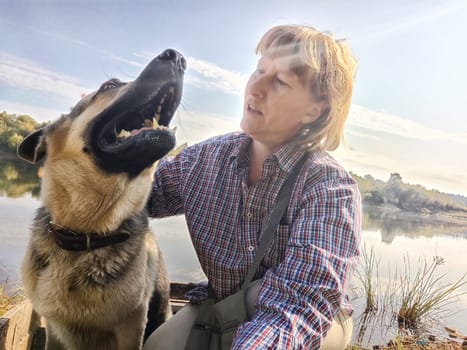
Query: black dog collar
48 221 130 252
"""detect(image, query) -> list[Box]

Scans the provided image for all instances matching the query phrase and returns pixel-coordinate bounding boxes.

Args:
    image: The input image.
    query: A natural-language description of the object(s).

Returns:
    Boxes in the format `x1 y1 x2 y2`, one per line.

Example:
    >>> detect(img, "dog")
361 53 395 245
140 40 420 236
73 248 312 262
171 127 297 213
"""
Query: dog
17 49 186 350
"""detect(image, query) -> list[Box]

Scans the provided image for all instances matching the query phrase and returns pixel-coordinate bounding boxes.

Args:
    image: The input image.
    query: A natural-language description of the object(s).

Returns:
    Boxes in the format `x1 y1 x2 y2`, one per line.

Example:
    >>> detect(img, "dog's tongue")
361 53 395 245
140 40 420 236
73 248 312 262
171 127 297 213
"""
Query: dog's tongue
131 127 153 136
131 119 158 135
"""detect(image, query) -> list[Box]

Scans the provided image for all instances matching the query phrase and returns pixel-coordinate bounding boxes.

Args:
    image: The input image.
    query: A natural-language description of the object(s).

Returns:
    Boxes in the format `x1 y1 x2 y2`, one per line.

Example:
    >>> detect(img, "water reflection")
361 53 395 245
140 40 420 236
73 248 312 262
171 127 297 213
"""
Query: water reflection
0 157 41 198
351 235 467 345
363 204 467 243
1 161 467 343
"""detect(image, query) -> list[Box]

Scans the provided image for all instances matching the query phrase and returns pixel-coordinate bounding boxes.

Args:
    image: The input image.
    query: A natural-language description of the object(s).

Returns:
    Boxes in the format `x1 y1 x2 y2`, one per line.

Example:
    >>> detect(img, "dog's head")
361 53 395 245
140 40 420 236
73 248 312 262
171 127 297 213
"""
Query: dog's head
16 50 185 231
18 49 185 177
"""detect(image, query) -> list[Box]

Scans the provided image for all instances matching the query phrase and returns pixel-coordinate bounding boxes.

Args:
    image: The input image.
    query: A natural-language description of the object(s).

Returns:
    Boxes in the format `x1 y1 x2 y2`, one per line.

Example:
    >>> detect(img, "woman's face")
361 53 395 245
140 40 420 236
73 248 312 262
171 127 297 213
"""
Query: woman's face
241 53 322 151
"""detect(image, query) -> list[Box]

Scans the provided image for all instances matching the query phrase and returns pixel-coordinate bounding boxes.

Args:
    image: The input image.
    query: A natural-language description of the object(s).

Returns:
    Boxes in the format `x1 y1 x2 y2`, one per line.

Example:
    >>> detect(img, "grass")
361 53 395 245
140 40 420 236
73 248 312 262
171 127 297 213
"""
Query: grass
1 252 467 349
355 243 379 314
397 255 467 328
346 335 466 349
352 246 467 349
353 244 383 345
0 274 25 317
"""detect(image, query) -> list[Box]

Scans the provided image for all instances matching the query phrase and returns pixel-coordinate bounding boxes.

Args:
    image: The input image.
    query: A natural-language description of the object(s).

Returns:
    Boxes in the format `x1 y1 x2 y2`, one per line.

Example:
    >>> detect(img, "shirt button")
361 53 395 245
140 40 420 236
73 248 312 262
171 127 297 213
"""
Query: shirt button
247 246 255 252
246 212 252 218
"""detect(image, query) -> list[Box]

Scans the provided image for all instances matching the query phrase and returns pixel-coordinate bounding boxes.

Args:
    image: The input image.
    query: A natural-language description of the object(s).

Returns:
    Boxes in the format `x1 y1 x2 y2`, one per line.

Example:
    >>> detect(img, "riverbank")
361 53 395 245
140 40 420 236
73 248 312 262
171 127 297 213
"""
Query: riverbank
364 203 467 225
349 334 467 349
0 150 19 161
362 204 467 244
1 289 466 350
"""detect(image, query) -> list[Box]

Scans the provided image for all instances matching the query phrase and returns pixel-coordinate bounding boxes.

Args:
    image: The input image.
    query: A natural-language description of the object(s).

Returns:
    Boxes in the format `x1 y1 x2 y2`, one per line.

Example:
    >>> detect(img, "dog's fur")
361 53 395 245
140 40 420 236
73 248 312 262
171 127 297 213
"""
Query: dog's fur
18 49 185 350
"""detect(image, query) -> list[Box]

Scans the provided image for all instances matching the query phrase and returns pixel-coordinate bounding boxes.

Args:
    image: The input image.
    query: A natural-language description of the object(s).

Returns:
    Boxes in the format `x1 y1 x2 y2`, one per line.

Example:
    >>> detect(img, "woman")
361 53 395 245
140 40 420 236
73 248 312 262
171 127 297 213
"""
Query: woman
144 24 361 350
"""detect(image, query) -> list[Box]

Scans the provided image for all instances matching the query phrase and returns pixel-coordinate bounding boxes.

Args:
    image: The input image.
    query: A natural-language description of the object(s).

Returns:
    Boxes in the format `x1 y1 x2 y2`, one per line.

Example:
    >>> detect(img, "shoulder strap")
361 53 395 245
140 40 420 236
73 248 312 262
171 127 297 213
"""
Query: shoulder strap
241 155 307 290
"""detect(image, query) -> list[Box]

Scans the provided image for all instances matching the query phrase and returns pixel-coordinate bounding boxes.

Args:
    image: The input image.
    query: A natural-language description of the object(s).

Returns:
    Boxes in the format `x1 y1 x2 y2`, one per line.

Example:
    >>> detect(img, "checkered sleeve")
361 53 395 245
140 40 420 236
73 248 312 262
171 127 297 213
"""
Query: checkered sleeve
146 153 186 217
232 176 361 350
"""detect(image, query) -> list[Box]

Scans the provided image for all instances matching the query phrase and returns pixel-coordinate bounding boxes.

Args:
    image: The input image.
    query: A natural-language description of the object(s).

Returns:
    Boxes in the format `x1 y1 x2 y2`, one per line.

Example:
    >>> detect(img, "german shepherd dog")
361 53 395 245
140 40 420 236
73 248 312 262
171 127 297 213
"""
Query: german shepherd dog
17 49 185 350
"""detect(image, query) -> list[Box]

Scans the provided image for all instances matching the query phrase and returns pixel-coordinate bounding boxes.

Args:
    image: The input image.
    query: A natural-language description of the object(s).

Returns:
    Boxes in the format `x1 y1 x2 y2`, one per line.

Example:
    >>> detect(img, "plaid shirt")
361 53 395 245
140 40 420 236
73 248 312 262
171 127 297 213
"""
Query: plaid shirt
147 132 361 349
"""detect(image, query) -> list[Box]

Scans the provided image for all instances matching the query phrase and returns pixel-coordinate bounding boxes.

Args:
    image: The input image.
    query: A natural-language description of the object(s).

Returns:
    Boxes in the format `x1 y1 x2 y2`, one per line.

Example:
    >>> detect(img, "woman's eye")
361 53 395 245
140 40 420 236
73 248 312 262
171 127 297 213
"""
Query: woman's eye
276 77 288 86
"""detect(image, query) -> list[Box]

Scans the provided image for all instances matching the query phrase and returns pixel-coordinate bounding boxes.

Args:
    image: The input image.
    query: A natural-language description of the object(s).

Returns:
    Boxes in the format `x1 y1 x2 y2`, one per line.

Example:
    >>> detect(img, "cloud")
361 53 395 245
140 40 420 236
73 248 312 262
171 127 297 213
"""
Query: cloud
343 104 467 195
134 52 248 96
0 100 64 122
348 104 467 145
186 57 248 96
346 128 381 142
332 146 395 180
4 48 466 145
172 109 240 145
1 46 248 111
27 26 145 69
332 143 467 196
0 51 91 101
2 49 466 196
354 1 467 42
103 53 144 69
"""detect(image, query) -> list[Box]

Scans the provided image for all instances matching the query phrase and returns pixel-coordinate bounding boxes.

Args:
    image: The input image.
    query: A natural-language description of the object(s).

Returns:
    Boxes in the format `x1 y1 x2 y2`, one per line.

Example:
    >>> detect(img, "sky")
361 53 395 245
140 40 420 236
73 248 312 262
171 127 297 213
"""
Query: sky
0 0 466 196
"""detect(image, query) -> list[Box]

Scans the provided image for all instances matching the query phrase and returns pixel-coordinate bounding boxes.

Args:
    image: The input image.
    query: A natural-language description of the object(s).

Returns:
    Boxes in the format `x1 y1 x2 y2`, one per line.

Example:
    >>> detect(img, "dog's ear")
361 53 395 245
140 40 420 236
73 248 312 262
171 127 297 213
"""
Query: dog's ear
17 128 47 164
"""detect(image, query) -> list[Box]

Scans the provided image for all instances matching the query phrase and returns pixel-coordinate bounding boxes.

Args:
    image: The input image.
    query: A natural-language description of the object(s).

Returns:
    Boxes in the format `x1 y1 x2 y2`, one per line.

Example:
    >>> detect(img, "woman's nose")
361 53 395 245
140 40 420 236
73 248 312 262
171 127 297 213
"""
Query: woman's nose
247 75 265 99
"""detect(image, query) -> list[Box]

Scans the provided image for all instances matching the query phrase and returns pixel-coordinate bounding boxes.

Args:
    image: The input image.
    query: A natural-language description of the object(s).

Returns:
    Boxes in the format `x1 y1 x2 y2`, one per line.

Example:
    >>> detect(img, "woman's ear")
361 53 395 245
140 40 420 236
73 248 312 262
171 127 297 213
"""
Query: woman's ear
302 106 321 124
303 95 330 124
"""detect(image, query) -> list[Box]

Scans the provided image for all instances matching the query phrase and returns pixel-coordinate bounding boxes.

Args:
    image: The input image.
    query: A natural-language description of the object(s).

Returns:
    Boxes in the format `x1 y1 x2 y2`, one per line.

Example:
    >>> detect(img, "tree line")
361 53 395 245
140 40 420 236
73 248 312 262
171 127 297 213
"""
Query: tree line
1 110 466 214
0 111 46 153
352 172 467 214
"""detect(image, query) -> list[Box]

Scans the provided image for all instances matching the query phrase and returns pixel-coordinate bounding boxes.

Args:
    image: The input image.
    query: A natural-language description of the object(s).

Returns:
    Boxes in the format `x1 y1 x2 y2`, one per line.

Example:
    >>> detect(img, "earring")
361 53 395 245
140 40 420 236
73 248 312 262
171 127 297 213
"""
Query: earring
301 127 311 137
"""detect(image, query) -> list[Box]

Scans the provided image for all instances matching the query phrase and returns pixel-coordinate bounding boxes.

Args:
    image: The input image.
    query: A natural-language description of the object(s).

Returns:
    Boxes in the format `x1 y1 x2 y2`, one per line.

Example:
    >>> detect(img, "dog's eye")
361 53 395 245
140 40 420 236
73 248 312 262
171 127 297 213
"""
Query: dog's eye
100 79 121 91
102 82 116 90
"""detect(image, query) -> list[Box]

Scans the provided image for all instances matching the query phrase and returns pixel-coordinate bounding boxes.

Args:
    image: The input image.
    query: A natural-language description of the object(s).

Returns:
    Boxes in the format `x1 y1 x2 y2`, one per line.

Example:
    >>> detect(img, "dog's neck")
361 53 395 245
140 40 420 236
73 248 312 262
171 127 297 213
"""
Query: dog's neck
39 209 149 251
47 221 131 251
40 165 154 234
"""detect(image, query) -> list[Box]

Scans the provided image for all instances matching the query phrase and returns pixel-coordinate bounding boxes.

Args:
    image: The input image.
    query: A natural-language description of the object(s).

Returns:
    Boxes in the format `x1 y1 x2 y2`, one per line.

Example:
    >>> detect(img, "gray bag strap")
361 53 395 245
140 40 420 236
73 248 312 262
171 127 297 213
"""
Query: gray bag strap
241 155 307 290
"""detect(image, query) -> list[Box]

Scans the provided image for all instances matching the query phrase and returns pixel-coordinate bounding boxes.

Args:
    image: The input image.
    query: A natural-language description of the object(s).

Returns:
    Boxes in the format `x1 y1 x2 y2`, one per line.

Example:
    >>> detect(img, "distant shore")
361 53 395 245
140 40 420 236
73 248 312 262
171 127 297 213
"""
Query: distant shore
364 203 467 226
2 148 467 225
0 150 19 161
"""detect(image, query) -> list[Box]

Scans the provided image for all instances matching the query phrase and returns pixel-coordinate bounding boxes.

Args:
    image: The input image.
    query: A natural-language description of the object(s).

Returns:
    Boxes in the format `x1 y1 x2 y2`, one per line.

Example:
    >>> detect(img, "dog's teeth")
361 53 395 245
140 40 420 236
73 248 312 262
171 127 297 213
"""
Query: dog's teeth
157 105 162 113
153 117 160 128
169 87 174 94
143 119 153 128
160 96 166 104
117 129 131 138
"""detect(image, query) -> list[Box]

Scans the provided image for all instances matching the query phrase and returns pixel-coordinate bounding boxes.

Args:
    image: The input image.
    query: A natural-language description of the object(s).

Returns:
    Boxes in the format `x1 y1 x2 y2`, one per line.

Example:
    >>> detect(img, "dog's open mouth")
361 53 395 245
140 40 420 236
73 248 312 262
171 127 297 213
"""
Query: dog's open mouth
90 80 181 177
88 48 185 176
101 85 177 147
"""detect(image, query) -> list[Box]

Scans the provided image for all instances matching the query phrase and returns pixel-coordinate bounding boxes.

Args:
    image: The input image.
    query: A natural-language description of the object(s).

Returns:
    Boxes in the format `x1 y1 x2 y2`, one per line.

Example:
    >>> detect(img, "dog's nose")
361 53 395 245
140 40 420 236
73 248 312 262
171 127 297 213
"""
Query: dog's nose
158 49 187 71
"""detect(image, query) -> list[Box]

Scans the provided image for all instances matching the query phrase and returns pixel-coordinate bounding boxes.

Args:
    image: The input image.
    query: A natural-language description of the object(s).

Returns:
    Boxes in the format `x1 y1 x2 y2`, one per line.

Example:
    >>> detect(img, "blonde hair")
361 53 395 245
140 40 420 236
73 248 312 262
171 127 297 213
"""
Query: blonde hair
256 24 357 151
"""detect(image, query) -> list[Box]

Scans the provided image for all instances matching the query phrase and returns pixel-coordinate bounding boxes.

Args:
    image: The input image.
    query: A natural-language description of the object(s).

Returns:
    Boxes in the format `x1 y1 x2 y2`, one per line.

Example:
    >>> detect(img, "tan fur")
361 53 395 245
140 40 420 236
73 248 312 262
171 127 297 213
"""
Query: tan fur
21 82 172 349
42 92 153 233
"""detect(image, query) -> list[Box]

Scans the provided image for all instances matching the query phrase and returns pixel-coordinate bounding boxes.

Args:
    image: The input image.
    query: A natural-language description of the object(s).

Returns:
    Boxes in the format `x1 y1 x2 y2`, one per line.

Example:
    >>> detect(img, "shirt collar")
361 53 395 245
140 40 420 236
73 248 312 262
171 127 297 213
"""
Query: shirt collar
230 133 308 173
274 142 308 174
229 133 251 170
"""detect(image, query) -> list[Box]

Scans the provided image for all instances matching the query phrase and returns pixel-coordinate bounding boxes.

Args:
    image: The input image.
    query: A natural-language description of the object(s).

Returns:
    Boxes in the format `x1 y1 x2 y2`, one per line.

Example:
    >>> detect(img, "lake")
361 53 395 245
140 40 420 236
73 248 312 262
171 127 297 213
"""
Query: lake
1 158 467 345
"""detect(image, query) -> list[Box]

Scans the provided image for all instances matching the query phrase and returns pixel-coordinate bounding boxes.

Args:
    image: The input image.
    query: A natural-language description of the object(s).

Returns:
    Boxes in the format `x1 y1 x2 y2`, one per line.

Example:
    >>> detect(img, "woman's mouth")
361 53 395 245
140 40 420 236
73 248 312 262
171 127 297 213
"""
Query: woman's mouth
247 103 263 115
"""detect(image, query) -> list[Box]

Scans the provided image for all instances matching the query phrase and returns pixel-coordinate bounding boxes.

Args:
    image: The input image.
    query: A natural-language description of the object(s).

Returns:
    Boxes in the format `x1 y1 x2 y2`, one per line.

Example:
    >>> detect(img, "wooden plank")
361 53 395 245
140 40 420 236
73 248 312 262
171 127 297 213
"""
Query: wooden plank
170 298 189 314
0 300 40 350
169 282 193 314
170 282 197 299
0 283 194 349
